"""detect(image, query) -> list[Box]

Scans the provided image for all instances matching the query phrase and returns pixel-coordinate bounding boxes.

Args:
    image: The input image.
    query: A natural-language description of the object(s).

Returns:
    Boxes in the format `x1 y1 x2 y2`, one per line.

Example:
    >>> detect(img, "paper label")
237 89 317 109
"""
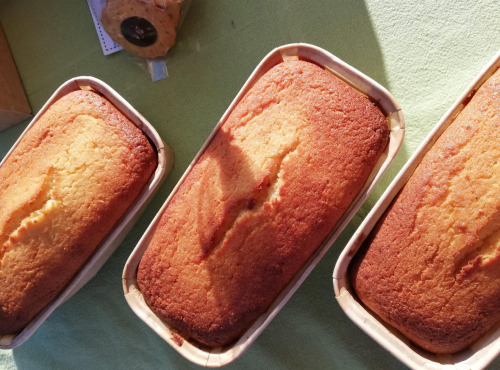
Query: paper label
87 0 123 55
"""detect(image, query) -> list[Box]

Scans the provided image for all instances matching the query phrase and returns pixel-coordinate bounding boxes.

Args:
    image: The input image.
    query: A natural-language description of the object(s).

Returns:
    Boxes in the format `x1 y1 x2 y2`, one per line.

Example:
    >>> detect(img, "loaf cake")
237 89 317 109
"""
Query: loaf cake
0 90 157 335
137 60 390 347
351 68 500 354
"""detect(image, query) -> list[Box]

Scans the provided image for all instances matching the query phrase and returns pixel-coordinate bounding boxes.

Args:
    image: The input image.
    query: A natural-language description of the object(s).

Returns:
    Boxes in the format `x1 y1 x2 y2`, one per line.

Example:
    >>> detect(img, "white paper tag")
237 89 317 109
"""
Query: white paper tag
87 0 123 55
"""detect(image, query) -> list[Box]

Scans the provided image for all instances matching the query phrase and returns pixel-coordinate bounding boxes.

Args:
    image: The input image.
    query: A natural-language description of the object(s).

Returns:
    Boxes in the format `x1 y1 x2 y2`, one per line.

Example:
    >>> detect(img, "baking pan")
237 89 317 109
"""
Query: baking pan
334 51 500 370
123 43 404 367
0 76 173 349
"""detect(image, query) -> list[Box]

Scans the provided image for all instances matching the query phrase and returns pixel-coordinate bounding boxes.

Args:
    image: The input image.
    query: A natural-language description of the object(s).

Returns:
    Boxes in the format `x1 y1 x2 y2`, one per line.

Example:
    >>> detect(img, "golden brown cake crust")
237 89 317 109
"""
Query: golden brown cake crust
351 68 500 354
137 60 389 347
0 90 157 335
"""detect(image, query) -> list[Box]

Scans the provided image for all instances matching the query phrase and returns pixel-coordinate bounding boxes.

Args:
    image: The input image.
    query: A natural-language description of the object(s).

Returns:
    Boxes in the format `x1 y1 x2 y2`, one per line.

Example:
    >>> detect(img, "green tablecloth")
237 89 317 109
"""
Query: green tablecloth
0 1 499 369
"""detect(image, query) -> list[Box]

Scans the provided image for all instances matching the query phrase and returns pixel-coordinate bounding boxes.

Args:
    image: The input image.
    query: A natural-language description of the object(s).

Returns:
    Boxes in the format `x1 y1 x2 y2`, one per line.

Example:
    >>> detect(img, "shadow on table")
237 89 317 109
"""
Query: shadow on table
172 0 391 90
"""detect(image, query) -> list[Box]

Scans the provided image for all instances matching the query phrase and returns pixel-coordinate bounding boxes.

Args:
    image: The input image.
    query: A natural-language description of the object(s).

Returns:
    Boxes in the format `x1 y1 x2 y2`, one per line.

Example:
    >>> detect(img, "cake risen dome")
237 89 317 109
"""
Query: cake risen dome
351 68 500 354
0 90 157 335
138 60 390 347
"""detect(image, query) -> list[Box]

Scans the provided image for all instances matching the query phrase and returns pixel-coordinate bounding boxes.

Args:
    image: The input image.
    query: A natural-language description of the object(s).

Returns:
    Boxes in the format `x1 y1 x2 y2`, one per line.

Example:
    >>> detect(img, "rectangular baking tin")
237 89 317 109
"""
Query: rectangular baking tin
333 51 500 370
123 43 405 367
0 76 173 349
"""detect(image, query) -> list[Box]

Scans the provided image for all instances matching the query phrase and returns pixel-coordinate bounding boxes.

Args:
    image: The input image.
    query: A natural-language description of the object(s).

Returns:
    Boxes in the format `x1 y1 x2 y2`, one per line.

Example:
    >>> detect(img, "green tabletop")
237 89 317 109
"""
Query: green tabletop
0 1 499 369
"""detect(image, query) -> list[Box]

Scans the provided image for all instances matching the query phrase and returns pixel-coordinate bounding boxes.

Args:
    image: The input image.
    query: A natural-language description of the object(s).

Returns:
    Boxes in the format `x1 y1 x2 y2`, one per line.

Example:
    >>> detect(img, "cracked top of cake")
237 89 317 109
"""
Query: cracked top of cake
0 90 157 335
137 60 389 348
